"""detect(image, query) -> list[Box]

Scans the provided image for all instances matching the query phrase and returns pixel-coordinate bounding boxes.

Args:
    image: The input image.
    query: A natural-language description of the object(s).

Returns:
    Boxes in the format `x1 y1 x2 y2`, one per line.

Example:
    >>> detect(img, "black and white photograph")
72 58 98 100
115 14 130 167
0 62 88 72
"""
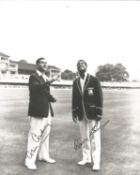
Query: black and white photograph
0 0 140 175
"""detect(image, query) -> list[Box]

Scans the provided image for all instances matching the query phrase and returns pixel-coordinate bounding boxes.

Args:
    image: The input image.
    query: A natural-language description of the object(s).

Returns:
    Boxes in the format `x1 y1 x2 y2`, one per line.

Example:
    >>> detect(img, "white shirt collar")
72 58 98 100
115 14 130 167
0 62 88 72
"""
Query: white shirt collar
36 70 42 76
36 70 49 81
79 73 88 92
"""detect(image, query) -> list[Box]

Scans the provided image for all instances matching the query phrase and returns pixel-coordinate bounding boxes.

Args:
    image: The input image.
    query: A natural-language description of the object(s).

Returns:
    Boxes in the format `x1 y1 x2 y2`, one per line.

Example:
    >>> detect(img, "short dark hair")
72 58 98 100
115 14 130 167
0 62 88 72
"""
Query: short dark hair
77 59 87 67
36 57 45 65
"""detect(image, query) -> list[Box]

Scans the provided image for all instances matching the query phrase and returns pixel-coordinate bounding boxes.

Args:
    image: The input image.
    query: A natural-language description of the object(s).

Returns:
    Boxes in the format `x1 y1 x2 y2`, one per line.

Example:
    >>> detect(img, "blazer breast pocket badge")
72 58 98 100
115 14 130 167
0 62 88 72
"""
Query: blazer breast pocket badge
87 88 94 96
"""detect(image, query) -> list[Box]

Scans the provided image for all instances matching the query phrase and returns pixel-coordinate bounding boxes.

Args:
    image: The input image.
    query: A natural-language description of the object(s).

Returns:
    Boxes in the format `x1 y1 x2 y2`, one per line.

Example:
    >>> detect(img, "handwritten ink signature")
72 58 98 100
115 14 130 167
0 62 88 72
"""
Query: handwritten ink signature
26 123 51 159
74 120 110 151
27 146 39 159
31 123 51 143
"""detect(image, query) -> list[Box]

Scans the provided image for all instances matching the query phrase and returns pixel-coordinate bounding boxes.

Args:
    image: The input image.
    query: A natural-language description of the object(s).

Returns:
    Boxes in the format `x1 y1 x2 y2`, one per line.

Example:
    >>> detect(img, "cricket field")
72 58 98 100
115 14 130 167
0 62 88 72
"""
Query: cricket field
0 87 140 175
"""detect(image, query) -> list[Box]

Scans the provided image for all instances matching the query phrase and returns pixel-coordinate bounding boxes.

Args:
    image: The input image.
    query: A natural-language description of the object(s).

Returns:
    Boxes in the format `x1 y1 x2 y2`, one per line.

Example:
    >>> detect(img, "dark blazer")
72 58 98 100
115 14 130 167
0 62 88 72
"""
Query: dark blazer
28 72 54 118
72 74 103 121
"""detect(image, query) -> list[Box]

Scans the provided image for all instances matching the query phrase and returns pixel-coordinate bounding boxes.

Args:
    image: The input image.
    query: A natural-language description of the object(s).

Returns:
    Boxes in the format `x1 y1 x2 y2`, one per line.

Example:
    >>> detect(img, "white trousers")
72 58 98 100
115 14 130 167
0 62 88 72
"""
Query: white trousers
79 117 101 168
25 115 52 163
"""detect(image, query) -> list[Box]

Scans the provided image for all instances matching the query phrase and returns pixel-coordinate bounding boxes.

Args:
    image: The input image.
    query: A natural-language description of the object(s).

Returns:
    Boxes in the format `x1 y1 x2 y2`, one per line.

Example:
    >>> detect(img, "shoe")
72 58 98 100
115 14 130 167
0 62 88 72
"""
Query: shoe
77 160 91 166
25 160 37 170
39 157 56 164
92 165 100 171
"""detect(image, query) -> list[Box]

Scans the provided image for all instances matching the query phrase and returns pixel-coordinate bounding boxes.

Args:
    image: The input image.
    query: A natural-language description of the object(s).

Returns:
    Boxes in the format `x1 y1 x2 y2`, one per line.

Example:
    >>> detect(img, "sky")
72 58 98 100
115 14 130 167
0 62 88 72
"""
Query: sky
0 0 140 80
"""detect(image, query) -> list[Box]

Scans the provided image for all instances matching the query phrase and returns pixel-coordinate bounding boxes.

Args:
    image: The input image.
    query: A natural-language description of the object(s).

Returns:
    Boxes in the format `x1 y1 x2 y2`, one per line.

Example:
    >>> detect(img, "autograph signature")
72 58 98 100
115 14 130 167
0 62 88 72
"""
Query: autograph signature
27 146 39 159
74 120 110 151
26 123 51 159
31 123 51 142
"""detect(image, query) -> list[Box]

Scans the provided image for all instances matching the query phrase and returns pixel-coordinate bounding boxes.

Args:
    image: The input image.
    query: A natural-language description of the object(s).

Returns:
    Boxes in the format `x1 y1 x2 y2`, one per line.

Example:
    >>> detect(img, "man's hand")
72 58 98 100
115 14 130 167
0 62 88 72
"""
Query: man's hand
72 116 78 123
72 109 78 123
50 75 59 83
49 95 57 103
96 115 102 121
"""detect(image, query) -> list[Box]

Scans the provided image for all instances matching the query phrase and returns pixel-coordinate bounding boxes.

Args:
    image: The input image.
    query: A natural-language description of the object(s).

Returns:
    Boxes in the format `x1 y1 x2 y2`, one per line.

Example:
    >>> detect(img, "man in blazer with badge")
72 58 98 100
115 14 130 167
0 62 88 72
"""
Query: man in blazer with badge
25 57 58 170
72 60 103 171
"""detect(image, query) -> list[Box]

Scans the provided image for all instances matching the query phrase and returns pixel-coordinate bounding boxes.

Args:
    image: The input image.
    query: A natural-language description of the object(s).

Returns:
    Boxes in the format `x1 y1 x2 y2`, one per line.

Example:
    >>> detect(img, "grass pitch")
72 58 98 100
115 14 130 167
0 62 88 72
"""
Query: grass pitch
0 88 140 175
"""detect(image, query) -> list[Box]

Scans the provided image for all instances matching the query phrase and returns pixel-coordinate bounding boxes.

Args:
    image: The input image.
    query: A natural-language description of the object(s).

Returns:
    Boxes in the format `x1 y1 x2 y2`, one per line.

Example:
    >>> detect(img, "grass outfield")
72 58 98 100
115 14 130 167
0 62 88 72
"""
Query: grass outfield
0 88 140 175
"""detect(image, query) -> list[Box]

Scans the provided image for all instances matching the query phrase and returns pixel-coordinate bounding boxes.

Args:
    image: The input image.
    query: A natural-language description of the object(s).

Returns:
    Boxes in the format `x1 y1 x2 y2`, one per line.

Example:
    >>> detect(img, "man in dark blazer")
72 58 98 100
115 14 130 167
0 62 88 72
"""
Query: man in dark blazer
72 60 103 171
25 57 58 170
